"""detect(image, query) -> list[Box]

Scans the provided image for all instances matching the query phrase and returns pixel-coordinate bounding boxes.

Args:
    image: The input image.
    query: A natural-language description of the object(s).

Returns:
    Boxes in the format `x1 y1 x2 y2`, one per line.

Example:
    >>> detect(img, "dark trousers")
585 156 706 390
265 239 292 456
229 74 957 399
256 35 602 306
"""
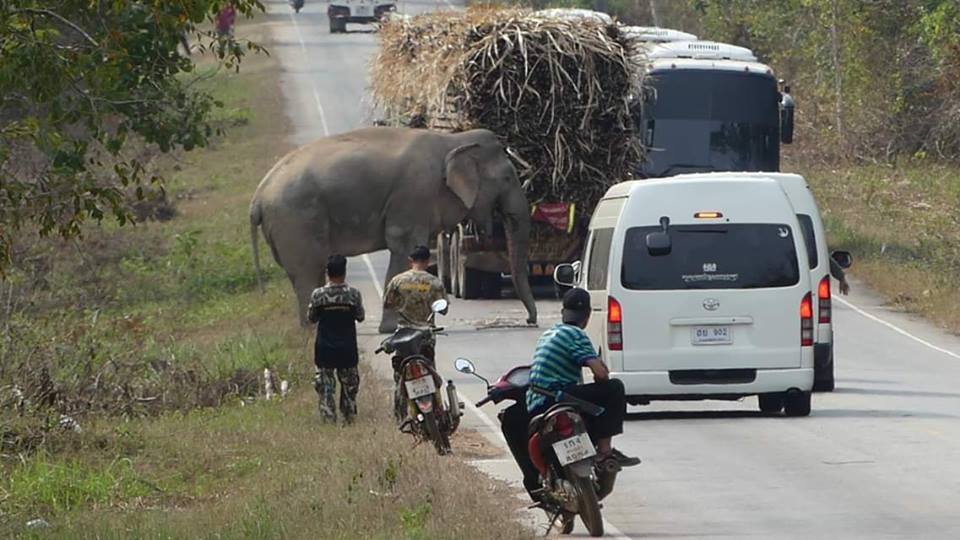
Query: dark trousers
500 402 542 498
558 378 627 442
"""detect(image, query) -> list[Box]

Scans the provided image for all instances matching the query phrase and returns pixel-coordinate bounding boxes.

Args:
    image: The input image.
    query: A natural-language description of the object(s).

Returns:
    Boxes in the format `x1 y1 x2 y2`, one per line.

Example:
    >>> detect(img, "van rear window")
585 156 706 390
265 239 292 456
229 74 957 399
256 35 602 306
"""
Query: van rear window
621 224 800 290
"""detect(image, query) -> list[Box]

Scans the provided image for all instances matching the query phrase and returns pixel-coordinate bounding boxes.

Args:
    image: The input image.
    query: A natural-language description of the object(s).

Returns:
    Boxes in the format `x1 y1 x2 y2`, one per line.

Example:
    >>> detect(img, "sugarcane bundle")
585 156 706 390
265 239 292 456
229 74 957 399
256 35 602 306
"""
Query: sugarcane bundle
371 8 645 208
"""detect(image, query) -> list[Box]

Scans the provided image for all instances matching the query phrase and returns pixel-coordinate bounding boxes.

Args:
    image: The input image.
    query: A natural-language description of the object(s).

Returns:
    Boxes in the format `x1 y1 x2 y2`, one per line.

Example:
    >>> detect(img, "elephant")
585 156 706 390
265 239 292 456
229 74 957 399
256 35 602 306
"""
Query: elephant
249 127 538 332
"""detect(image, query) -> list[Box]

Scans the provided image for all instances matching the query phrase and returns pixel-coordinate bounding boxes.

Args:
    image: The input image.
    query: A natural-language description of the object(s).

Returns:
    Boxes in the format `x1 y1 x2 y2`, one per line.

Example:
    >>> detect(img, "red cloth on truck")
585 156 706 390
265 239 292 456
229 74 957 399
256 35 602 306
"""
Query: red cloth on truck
531 203 575 233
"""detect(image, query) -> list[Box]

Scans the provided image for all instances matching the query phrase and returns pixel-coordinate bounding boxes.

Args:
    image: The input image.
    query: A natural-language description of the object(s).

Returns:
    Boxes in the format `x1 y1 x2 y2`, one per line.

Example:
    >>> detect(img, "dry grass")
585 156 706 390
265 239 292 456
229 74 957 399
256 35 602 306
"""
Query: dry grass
804 162 960 331
2 366 533 539
2 14 534 539
372 7 645 207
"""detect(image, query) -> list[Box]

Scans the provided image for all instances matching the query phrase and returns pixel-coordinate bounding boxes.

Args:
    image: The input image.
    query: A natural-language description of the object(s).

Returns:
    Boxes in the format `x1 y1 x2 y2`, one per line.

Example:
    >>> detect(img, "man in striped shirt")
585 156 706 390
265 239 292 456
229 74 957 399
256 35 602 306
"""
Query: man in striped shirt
526 288 639 467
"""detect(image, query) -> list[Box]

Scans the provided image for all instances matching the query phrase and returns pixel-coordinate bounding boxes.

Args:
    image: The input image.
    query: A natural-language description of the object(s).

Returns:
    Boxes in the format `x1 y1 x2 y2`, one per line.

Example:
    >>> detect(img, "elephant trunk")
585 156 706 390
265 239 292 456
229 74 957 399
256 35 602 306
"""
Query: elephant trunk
502 185 538 325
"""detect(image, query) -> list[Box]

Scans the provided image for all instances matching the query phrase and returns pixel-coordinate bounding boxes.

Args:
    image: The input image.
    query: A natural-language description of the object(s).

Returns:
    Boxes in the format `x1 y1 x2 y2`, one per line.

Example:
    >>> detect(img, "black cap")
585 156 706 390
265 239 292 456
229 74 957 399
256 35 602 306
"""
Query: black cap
327 254 347 278
561 287 591 324
409 245 430 262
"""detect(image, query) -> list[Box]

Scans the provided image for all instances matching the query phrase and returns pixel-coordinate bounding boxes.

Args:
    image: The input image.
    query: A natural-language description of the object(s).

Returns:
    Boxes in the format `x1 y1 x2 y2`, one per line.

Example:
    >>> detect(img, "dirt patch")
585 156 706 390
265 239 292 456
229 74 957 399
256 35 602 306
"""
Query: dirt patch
453 428 509 460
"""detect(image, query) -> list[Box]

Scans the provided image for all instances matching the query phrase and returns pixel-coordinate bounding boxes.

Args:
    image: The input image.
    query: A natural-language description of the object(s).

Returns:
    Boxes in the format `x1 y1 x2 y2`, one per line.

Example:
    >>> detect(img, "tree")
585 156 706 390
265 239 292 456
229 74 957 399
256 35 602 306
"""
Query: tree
0 0 265 271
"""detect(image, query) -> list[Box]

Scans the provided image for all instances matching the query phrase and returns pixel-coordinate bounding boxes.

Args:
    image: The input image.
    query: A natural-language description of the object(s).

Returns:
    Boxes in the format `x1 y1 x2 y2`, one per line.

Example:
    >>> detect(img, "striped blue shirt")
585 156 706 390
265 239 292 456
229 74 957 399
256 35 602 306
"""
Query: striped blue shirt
526 323 598 413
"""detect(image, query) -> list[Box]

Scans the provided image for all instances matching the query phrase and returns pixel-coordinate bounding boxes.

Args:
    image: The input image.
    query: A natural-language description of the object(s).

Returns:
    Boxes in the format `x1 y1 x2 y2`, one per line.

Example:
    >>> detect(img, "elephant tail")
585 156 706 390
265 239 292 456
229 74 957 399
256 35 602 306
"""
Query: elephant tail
250 198 265 294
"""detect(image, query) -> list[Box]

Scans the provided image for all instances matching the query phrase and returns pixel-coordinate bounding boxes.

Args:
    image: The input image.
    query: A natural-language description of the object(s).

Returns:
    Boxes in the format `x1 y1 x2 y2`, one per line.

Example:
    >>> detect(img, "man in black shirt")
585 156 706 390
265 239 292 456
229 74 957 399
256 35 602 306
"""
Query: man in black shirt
308 255 365 424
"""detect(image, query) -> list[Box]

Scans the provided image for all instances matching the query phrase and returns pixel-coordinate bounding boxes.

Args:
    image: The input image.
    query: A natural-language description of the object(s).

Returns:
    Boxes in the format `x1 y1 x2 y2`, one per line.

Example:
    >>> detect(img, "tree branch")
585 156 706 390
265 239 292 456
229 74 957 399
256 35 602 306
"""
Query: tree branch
13 8 100 48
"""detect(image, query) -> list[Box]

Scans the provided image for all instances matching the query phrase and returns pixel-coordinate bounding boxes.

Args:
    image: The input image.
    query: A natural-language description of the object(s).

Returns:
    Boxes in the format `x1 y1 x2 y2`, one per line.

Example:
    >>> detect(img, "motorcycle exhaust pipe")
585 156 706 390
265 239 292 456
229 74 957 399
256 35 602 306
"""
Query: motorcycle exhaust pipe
446 380 462 418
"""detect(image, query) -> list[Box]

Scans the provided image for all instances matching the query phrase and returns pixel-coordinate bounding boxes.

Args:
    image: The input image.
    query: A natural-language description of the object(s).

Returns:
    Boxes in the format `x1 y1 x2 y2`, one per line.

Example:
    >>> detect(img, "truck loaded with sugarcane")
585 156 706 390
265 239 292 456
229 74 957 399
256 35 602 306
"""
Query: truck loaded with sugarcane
370 8 795 300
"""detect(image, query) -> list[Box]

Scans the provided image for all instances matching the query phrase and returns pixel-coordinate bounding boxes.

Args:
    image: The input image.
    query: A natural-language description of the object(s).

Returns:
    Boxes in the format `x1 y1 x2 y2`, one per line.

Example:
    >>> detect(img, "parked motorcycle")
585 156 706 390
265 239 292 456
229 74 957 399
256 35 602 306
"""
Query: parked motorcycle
376 299 462 455
456 358 619 537
289 0 304 13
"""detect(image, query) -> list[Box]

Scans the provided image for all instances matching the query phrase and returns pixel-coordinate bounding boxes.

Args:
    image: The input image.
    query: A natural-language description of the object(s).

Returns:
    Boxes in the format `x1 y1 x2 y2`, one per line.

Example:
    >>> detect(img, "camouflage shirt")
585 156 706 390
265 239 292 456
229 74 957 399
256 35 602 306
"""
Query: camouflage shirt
308 283 365 368
383 269 447 328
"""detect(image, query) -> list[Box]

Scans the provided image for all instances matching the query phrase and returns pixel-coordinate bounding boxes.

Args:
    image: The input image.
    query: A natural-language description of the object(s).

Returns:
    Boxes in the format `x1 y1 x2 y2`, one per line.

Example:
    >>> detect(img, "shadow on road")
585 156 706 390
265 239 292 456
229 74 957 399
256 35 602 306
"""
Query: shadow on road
833 386 960 399
625 408 959 421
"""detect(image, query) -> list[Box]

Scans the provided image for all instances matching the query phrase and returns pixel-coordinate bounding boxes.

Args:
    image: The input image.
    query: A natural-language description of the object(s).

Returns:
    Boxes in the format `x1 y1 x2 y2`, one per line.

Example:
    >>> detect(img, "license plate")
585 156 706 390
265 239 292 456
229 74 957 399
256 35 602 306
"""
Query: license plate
552 433 596 466
354 5 372 16
404 375 436 399
692 326 732 345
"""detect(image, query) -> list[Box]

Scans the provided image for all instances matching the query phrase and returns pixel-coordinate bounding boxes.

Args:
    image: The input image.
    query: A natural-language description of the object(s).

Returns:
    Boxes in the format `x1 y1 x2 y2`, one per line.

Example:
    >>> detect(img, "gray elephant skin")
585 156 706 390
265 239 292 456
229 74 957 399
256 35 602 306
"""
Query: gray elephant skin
249 127 538 332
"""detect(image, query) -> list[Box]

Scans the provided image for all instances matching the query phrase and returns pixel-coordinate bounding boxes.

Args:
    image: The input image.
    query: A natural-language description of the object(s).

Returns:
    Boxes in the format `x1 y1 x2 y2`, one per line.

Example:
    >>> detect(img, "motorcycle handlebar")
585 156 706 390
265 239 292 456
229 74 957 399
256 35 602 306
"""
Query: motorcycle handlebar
375 346 385 354
475 395 492 407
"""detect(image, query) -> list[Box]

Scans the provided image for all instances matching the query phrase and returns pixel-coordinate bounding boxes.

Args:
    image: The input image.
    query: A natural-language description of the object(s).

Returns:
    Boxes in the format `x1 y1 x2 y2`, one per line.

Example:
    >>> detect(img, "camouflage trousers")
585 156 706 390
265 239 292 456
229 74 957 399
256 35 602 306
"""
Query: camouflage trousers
314 366 360 424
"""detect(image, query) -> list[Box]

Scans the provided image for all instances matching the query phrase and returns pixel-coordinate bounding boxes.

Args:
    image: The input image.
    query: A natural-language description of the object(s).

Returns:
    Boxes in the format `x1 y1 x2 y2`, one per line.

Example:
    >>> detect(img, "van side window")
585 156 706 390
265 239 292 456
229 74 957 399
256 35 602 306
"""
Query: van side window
587 228 614 291
796 214 818 269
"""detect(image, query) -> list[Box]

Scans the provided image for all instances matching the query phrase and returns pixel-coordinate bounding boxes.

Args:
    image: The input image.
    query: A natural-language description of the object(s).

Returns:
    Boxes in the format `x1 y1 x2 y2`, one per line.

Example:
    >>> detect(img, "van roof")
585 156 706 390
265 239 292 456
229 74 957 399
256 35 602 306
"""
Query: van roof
604 176 803 225
603 172 806 199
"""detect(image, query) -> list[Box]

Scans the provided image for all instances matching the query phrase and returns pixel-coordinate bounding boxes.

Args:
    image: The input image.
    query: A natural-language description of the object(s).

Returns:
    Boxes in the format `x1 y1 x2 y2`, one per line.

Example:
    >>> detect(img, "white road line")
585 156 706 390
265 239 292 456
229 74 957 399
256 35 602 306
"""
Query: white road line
289 10 331 137
362 254 385 299
836 296 960 361
360 253 628 540
286 8 630 536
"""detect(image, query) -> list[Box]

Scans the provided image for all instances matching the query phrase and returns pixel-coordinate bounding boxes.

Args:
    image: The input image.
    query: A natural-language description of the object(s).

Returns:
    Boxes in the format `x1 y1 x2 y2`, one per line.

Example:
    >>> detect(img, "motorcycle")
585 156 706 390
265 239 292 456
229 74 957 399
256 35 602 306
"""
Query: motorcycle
376 299 462 455
455 358 619 537
289 0 304 13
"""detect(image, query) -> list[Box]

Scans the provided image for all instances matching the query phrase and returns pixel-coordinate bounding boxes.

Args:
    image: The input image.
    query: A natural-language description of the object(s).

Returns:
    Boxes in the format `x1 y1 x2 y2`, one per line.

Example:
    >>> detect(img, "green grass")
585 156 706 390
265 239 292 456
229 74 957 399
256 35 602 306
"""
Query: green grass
3 457 153 516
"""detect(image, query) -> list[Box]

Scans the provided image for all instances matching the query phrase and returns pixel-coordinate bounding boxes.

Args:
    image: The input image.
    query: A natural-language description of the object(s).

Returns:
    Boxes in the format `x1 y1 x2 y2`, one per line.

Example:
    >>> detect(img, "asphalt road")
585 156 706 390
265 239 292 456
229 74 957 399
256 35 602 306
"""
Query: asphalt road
261 1 960 537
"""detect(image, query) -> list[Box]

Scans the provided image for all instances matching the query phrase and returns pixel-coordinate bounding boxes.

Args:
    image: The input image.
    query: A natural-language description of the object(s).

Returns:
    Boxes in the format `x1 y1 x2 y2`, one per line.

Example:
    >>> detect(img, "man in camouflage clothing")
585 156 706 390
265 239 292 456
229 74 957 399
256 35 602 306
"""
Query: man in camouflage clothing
383 245 447 420
308 255 365 424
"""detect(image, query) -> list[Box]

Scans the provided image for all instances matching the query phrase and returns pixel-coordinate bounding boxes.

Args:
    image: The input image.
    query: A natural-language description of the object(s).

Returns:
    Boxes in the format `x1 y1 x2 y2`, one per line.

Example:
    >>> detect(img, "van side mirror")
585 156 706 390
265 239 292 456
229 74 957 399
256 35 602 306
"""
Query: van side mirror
831 250 853 269
780 86 795 144
554 263 577 287
646 216 672 256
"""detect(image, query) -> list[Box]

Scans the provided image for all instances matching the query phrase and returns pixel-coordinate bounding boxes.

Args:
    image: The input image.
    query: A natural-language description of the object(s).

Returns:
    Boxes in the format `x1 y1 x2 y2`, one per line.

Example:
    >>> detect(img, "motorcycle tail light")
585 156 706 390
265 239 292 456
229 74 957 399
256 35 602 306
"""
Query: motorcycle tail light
528 433 548 475
406 361 425 380
552 411 575 438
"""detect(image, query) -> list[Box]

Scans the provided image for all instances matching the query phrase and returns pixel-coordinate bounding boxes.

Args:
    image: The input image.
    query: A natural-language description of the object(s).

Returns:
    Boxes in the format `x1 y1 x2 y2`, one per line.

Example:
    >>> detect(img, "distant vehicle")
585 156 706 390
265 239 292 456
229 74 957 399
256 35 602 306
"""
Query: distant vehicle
636 40 796 177
289 0 304 13
328 0 396 33
555 174 816 416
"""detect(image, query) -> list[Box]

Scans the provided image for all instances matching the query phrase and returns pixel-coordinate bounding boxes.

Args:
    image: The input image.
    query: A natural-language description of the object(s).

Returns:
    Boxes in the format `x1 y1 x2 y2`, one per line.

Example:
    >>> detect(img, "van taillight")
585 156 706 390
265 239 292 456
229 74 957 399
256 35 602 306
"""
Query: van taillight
608 296 623 351
818 276 831 324
800 292 814 347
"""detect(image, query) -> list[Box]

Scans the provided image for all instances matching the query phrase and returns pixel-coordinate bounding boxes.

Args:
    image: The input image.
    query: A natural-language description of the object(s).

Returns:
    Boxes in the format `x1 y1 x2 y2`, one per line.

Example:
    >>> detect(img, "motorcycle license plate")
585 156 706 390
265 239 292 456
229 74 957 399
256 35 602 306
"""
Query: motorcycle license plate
354 5 372 16
405 375 436 399
552 433 596 466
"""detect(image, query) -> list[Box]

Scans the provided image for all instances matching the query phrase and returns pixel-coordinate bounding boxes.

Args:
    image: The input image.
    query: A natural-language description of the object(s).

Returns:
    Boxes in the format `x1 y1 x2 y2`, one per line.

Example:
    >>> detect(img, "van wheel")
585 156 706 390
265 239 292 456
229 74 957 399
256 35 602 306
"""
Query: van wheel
758 394 784 414
783 391 811 417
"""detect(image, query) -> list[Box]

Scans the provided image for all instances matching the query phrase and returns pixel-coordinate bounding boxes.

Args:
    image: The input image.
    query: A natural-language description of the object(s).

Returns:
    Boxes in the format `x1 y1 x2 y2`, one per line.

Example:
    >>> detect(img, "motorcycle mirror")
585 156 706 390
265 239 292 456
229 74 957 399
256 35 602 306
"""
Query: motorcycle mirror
432 299 449 313
454 358 476 374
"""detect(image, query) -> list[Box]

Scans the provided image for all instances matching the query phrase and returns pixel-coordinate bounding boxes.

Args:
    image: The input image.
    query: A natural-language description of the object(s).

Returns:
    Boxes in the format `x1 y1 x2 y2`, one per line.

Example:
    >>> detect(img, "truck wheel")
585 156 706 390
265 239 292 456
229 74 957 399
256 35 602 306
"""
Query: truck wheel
461 267 482 299
437 233 452 293
451 231 462 298
480 271 501 299
452 229 482 299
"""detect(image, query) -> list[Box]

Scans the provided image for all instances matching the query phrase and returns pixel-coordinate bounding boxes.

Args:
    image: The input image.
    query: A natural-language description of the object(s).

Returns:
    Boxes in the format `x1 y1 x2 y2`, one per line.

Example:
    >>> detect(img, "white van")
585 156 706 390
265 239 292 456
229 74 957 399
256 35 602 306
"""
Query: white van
679 173 852 392
555 174 816 416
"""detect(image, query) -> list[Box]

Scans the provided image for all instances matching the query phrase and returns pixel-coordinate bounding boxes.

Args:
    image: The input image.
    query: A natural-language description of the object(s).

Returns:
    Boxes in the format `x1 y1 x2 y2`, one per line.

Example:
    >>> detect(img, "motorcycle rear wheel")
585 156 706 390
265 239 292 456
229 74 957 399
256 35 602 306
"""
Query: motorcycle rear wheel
422 411 451 455
572 474 604 537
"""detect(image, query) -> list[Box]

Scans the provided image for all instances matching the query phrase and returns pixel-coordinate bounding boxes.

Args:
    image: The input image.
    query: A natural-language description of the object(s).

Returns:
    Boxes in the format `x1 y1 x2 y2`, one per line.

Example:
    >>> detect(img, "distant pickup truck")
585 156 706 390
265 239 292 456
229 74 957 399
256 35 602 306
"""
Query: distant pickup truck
327 0 396 33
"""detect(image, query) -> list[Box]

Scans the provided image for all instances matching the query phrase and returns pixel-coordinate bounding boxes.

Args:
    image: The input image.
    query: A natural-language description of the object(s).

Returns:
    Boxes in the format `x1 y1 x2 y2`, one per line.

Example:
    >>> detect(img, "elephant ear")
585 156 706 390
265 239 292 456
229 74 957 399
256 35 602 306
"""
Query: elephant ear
444 144 482 209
